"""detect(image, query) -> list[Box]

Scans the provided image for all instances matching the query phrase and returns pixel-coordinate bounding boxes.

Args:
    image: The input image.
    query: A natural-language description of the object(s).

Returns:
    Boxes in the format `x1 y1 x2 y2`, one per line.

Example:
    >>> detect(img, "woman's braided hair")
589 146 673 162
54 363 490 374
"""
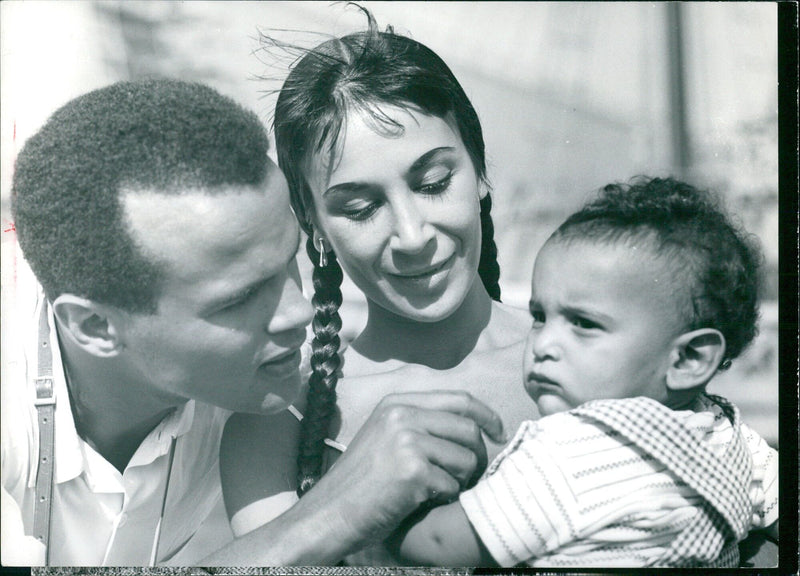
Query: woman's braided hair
271 7 502 495
478 194 502 301
297 237 344 495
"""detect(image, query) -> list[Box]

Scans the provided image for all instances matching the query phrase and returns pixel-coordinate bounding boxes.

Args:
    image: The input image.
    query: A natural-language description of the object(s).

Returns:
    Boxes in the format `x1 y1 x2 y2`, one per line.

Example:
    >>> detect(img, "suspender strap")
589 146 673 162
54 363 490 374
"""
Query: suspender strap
33 303 56 565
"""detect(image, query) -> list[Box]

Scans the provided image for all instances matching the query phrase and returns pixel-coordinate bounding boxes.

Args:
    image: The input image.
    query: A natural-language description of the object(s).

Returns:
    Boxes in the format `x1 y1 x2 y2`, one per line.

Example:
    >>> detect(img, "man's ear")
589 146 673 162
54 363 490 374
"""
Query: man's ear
666 328 726 391
51 294 125 357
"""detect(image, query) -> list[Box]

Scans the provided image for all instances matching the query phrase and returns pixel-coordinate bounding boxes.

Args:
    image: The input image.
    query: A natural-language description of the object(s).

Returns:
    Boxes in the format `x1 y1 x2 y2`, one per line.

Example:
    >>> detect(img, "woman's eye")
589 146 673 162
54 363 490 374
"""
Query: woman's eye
341 201 380 222
416 172 452 195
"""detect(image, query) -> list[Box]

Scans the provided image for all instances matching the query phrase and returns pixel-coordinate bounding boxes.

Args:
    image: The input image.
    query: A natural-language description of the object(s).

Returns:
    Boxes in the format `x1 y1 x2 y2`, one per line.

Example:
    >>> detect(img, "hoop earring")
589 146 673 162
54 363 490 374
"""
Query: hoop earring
318 237 328 268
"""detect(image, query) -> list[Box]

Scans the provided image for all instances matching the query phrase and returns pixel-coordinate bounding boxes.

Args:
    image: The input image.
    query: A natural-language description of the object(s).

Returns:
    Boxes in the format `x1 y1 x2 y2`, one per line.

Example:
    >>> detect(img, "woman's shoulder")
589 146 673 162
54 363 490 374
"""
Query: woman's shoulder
219 410 301 518
221 410 301 455
486 300 530 343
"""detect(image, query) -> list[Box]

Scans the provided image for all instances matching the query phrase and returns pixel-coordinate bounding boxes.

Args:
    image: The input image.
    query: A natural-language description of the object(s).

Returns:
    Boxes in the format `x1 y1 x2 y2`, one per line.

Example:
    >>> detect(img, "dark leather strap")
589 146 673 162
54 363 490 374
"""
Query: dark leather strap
33 303 55 564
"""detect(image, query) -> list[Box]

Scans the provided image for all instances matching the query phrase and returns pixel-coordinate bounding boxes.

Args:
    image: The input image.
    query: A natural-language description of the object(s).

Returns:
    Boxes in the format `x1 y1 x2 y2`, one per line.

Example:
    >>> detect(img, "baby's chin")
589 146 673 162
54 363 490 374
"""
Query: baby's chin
533 392 575 417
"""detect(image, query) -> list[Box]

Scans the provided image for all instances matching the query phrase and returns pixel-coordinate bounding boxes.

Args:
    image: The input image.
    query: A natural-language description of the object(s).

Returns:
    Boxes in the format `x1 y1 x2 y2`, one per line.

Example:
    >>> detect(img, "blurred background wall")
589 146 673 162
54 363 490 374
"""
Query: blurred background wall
1 1 778 445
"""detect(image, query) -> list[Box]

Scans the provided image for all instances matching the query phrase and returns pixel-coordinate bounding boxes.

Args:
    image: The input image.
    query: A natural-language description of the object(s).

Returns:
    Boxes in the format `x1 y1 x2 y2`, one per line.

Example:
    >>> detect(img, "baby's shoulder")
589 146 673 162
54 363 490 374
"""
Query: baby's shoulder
511 410 626 453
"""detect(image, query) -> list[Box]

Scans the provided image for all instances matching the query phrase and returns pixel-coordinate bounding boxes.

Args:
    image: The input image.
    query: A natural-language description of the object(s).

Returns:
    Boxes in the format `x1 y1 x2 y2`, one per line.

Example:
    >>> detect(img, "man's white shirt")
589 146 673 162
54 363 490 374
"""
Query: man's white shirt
1 268 233 566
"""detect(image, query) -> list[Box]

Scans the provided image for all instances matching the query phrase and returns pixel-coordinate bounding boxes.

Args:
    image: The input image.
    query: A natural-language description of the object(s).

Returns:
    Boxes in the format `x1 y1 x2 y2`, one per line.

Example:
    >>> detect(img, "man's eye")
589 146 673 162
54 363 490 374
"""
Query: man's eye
218 295 250 313
218 284 267 314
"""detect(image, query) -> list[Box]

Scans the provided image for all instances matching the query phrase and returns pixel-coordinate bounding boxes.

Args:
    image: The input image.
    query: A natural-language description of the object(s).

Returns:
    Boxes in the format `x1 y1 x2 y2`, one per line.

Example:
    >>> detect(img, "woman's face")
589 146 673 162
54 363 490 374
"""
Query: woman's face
305 105 485 322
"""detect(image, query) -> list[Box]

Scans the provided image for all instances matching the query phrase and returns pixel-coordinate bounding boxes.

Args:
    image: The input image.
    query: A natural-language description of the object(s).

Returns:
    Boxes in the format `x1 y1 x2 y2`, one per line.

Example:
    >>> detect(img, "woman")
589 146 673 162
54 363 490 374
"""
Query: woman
221 10 533 547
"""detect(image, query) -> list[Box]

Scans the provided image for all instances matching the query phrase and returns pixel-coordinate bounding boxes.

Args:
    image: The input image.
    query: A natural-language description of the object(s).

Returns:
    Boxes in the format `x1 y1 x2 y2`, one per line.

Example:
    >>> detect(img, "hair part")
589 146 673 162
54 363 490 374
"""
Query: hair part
12 78 270 312
551 176 763 366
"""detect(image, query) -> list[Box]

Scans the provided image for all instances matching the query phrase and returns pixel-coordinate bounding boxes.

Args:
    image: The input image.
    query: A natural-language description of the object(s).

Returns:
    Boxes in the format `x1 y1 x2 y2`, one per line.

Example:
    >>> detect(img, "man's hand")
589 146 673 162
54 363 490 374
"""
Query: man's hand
297 390 504 553
204 390 503 565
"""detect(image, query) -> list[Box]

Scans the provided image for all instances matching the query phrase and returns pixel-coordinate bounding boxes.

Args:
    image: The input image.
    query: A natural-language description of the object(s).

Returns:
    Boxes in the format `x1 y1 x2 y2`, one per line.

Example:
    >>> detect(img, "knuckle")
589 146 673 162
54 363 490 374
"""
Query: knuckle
395 428 417 448
455 390 474 401
385 405 411 427
401 457 427 481
455 391 475 411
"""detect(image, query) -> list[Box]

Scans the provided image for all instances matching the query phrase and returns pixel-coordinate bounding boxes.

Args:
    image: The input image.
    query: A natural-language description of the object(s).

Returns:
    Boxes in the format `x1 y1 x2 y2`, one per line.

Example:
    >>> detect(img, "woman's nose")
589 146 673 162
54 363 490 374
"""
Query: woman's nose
389 195 435 254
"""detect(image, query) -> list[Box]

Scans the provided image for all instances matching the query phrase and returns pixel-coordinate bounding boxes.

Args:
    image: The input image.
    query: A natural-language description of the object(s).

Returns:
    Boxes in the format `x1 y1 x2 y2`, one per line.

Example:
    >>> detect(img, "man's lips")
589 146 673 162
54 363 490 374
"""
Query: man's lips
259 348 302 377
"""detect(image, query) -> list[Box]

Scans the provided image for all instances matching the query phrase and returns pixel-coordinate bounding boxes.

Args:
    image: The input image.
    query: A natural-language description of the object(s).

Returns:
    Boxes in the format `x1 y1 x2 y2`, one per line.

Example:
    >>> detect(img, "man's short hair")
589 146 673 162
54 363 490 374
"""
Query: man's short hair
12 78 270 312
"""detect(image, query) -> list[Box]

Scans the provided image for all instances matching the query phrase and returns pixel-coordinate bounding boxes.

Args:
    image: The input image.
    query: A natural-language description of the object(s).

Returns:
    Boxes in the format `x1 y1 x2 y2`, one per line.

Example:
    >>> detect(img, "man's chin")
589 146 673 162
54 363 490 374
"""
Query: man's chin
258 388 302 415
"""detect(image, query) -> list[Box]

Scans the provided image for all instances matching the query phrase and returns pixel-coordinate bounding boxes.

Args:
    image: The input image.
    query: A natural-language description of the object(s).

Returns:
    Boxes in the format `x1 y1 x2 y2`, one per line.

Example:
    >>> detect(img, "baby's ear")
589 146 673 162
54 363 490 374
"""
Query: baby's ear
666 328 726 391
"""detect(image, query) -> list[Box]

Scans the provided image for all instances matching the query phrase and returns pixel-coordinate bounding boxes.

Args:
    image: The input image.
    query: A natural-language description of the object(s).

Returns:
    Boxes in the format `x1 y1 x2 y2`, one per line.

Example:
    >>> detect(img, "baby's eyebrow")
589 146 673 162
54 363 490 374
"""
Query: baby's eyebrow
562 304 613 323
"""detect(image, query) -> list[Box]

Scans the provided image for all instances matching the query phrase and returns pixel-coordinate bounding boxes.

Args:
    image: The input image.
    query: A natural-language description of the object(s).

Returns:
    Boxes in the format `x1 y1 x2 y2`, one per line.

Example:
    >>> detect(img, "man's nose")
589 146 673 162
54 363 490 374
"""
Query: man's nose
267 276 314 335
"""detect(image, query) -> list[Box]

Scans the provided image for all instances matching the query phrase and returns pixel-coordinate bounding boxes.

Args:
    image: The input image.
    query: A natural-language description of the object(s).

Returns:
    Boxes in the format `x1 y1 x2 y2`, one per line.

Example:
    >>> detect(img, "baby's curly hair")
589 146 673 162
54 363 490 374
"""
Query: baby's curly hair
551 176 763 367
12 78 270 312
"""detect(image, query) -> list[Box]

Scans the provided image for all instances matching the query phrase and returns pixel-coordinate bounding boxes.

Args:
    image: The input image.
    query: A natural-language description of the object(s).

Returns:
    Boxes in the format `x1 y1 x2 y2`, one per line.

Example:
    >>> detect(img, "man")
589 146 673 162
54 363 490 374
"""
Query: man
2 78 501 566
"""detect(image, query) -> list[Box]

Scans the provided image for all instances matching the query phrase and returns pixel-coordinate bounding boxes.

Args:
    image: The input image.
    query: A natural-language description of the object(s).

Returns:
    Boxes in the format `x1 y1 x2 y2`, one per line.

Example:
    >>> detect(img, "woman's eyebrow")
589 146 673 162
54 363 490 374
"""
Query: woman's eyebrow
322 147 456 197
408 147 456 173
323 181 371 197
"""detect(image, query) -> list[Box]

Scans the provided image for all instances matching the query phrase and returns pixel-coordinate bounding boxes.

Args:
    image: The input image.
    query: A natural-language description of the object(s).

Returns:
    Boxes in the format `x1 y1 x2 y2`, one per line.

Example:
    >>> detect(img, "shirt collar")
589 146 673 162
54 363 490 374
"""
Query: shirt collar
37 296 196 488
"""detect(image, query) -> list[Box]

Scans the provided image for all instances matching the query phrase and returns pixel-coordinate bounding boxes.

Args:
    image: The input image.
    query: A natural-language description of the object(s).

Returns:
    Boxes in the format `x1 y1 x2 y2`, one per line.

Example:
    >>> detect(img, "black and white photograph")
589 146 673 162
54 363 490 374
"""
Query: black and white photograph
1 1 793 572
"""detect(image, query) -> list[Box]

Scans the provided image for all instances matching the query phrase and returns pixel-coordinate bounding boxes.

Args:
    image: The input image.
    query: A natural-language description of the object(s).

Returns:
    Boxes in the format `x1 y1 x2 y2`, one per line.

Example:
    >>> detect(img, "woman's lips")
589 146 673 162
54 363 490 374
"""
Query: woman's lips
389 254 454 281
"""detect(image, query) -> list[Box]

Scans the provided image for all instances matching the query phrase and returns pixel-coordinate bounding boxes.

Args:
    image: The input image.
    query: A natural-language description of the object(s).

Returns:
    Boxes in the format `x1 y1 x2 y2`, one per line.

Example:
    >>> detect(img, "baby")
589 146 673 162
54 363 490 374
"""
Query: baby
390 176 778 568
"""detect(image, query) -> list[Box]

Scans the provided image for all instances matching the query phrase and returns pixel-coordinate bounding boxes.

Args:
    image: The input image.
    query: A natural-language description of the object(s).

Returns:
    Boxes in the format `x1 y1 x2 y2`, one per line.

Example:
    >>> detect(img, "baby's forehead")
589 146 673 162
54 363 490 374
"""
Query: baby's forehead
538 233 693 288
535 234 696 309
539 231 663 261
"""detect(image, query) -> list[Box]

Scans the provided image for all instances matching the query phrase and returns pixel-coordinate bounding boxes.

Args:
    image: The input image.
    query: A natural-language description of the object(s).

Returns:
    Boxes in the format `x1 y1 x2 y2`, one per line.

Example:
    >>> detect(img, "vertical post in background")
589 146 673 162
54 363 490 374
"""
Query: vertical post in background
666 2 691 179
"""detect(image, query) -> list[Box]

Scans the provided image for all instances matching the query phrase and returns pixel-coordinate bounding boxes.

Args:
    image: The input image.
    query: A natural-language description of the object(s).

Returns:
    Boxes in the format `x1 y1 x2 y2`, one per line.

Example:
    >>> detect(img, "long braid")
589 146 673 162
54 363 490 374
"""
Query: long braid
478 194 502 301
296 236 344 496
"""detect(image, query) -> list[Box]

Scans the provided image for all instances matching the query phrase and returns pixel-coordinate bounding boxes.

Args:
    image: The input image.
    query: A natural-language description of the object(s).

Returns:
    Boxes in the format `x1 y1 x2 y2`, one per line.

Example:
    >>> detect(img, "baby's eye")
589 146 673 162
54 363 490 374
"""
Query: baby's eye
530 309 545 325
571 316 601 330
